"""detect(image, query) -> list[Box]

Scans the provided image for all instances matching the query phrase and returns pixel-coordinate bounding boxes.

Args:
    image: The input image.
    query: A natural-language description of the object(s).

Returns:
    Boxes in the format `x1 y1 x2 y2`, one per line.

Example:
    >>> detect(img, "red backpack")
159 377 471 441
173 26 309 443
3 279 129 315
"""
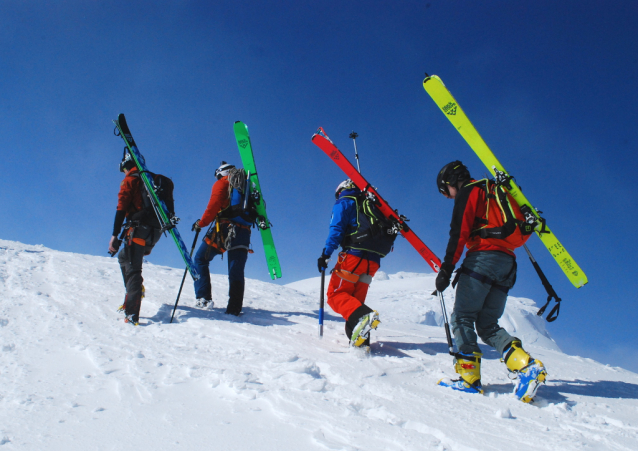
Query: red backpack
468 179 535 250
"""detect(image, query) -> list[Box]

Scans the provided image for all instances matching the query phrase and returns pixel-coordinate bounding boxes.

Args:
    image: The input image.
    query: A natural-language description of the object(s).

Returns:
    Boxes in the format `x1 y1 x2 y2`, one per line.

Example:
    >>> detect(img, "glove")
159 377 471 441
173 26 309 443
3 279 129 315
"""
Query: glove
317 250 330 273
192 219 201 232
108 236 122 257
435 263 455 292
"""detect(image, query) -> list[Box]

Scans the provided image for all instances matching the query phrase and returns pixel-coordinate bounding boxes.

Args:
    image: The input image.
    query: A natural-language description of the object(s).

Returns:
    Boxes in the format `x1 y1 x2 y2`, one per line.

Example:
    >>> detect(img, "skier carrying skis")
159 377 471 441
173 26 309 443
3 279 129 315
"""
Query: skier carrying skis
435 161 547 402
191 162 253 316
108 152 161 326
318 180 395 348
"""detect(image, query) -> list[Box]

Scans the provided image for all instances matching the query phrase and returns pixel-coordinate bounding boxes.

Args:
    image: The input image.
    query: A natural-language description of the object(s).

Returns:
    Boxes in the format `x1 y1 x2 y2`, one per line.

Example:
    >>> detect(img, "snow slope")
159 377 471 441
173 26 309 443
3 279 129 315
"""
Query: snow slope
1 239 637 451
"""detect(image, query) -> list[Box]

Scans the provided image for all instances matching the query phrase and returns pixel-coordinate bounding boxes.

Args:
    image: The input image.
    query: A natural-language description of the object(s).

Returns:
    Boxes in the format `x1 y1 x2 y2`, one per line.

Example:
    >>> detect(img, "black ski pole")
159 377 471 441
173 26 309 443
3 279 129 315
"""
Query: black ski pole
523 244 562 322
438 290 456 355
319 270 326 337
170 229 201 323
349 131 361 173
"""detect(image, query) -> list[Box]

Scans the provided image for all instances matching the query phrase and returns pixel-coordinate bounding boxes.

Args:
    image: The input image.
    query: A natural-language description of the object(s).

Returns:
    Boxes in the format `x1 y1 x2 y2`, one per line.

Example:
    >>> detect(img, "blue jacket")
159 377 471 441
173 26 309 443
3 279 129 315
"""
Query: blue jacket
324 188 381 264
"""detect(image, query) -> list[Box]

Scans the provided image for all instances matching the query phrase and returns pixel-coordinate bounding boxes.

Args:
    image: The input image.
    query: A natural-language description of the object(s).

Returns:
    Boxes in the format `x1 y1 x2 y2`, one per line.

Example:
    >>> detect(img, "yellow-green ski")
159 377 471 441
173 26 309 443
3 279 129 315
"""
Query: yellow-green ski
423 75 587 288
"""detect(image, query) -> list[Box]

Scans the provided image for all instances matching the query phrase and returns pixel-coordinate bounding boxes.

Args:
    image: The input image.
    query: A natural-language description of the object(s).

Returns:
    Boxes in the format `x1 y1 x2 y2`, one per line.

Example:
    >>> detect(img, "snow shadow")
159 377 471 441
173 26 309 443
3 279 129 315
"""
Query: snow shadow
154 303 337 327
376 341 501 359
233 307 315 326
375 341 451 358
482 379 638 404
542 379 638 401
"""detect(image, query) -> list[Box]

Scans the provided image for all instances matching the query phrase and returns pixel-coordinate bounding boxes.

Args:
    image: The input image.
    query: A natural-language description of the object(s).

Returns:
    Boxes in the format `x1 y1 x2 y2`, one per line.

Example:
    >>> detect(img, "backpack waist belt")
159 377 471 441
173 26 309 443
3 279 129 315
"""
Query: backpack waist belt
218 219 251 231
457 266 510 294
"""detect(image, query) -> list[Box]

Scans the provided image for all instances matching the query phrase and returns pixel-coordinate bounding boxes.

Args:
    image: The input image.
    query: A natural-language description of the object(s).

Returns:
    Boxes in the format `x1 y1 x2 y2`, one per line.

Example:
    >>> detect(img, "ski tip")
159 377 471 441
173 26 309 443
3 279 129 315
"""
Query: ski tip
312 127 328 141
234 121 247 132
576 279 588 289
117 113 129 129
423 74 444 87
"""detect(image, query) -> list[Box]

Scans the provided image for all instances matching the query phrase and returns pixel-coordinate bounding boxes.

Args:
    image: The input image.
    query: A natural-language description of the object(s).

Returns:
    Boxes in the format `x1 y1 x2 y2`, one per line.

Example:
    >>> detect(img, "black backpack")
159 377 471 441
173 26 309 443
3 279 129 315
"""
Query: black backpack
341 194 398 257
131 172 175 227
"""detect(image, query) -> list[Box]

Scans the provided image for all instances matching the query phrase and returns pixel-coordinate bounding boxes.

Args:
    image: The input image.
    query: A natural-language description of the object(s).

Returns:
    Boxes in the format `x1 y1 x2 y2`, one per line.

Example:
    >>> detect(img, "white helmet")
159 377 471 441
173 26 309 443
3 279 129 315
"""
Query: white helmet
215 161 235 179
335 179 357 198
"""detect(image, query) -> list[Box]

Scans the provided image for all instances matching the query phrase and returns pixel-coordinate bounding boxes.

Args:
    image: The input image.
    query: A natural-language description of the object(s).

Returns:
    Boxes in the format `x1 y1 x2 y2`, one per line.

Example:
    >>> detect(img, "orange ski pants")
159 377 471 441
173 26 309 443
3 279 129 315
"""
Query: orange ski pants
327 253 380 321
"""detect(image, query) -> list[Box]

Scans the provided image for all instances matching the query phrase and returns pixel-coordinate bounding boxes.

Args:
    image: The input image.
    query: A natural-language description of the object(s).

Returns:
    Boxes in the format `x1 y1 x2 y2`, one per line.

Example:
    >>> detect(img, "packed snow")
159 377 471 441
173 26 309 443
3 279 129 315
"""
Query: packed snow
1 239 637 450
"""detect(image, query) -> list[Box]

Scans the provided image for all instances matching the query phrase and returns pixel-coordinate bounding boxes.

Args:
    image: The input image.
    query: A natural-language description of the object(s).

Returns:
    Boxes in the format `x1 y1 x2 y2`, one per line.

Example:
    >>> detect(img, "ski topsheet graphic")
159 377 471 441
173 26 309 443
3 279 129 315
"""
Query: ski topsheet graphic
422 75 587 288
233 121 282 280
312 127 441 273
113 114 200 281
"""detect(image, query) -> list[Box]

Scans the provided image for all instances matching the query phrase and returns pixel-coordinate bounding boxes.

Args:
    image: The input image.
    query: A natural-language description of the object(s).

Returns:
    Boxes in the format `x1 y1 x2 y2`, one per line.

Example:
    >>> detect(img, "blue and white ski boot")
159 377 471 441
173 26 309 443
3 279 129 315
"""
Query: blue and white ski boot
438 352 484 395
503 340 547 403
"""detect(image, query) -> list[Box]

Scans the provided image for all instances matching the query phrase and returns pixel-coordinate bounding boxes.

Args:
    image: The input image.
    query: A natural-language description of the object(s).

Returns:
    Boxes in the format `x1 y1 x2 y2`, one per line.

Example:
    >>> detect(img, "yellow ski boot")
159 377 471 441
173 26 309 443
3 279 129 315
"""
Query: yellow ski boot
438 352 484 394
350 311 380 347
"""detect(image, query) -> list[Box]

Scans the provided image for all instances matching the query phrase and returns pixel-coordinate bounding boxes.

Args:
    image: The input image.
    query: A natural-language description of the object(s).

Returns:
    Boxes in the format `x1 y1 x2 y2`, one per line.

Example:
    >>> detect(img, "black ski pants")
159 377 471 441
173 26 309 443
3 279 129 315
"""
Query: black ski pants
118 225 160 322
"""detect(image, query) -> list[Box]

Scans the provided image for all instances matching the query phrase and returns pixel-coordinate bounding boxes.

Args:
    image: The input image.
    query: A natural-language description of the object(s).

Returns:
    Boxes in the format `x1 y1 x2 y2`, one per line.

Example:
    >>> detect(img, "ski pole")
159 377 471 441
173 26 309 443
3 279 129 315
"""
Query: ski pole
438 290 456 355
170 229 201 323
319 270 325 337
349 131 361 173
524 244 562 322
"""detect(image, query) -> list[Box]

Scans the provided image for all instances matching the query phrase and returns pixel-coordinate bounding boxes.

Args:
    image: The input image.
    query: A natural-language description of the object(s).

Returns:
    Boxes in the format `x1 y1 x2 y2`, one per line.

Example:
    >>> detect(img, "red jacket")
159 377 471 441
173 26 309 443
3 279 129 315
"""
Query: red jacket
443 180 516 267
199 176 231 228
112 168 145 236
116 167 144 217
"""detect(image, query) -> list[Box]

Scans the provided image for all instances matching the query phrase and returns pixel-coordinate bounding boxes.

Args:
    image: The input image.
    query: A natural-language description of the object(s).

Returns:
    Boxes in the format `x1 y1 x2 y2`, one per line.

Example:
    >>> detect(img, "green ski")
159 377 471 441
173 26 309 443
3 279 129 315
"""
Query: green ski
423 74 587 289
233 121 282 280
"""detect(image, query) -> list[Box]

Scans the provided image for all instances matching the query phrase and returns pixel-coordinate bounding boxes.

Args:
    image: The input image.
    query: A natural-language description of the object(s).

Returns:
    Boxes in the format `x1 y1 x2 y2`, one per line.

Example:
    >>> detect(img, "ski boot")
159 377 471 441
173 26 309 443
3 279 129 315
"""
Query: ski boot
124 314 139 326
503 340 547 403
350 311 380 348
196 298 213 309
438 352 484 394
117 285 144 313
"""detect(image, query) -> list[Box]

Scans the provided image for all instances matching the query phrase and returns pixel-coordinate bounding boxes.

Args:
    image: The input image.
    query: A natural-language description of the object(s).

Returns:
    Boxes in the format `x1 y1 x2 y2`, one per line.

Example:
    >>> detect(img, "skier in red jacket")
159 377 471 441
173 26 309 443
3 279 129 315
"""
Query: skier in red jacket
435 160 547 402
191 162 253 315
108 153 160 326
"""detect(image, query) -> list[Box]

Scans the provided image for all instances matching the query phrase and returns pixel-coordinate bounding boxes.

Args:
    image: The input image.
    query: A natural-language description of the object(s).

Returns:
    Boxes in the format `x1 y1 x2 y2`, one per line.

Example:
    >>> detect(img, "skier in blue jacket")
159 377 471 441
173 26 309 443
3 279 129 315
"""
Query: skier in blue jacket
318 180 395 348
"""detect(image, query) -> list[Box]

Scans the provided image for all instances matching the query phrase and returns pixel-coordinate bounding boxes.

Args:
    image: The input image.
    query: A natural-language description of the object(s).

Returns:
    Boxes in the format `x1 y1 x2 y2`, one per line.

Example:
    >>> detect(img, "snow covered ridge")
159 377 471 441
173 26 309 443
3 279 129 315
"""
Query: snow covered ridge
287 270 560 353
1 239 637 451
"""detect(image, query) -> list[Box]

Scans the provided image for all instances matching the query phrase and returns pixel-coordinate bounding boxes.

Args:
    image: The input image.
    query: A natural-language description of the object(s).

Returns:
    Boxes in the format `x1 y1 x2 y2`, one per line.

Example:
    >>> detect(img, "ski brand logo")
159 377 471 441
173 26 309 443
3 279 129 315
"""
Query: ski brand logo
442 102 457 116
237 139 249 149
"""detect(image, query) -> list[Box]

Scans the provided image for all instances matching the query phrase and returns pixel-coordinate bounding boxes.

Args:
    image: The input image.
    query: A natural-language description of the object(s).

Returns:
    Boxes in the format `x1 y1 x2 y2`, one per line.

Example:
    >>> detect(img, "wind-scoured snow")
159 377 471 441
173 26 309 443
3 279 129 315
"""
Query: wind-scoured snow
1 239 637 450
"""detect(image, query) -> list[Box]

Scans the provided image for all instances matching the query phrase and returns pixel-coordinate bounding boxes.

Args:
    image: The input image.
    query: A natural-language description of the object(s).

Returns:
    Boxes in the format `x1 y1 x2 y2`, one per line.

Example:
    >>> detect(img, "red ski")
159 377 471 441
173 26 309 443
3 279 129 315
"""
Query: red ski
312 127 441 273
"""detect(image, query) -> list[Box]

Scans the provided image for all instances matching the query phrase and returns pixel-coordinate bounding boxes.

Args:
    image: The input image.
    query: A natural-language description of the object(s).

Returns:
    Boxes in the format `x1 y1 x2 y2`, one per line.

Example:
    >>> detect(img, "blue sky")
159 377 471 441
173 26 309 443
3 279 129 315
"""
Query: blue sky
1 1 637 370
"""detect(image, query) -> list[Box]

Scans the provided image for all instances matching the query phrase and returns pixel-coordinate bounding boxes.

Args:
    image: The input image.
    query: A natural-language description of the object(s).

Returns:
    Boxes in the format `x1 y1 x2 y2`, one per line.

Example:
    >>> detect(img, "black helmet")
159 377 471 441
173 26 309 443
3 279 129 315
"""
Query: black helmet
215 161 235 179
119 151 136 173
437 160 470 195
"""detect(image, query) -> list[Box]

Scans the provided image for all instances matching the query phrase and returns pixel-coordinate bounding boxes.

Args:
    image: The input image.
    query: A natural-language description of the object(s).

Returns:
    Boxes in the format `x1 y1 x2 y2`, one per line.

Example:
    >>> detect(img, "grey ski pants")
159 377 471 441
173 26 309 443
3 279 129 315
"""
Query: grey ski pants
451 251 518 355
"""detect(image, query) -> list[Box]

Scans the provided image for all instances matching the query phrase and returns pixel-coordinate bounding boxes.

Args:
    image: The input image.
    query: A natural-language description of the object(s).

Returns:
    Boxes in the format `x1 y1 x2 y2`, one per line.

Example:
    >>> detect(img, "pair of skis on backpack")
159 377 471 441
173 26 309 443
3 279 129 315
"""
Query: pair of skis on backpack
113 115 282 281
